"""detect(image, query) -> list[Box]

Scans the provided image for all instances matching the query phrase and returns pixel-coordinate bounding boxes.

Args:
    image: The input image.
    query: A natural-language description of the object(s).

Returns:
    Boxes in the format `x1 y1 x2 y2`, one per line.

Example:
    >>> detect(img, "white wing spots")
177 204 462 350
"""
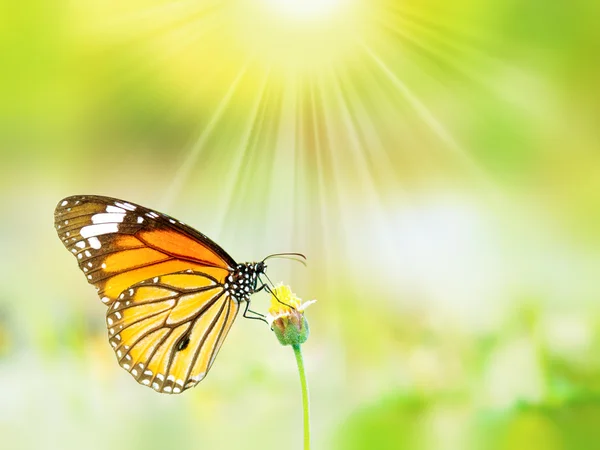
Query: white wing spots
111 340 118 348
191 373 205 383
81 223 119 238
87 262 92 268
88 237 101 250
144 370 153 376
101 263 106 269
115 311 122 320
117 350 122 358
137 216 144 224
114 301 120 309
142 379 150 385
91 212 126 225
66 232 70 237
168 219 176 224
64 220 69 225
61 200 68 206
146 211 159 219
84 250 92 258
185 381 196 389
128 288 134 296
83 267 88 273
106 205 126 213
167 374 175 382
77 253 83 259
173 387 182 394
153 277 159 283
107 317 114 326
152 382 160 390
132 369 138 377
75 241 86 249
163 386 172 393
115 201 136 211
123 363 130 370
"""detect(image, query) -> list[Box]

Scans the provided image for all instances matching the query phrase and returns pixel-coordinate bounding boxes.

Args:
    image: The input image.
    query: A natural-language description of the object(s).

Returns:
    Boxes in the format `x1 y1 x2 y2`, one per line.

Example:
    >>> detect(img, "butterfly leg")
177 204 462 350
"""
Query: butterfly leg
242 300 268 324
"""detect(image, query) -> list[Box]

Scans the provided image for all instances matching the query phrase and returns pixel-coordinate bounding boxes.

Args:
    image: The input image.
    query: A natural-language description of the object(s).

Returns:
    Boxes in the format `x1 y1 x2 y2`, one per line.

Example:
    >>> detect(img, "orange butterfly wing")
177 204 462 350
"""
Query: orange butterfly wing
55 195 240 393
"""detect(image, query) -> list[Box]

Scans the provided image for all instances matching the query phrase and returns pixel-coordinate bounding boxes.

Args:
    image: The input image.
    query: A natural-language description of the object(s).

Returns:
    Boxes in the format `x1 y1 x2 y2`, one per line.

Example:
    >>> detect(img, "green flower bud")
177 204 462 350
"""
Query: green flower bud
266 285 316 347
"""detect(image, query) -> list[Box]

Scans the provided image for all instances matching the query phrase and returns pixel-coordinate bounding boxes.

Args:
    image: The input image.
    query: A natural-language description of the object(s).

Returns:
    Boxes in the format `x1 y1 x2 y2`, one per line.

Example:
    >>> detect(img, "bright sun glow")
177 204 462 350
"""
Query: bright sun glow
227 0 367 74
265 0 341 19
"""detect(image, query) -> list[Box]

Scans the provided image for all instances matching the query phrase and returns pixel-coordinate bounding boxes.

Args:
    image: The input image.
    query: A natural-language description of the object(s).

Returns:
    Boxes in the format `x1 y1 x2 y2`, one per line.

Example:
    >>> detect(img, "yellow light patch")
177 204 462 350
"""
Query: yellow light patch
166 287 223 326
225 0 369 75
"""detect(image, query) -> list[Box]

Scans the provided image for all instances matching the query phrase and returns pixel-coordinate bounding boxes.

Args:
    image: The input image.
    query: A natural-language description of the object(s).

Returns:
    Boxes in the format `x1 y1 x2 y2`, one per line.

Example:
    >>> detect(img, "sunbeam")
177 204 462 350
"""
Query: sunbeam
213 67 273 241
160 64 249 209
360 40 490 181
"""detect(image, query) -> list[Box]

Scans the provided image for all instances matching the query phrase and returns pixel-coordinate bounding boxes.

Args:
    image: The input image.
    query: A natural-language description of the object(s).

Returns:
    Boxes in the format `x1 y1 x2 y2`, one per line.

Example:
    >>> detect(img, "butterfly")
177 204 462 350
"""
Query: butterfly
54 195 300 394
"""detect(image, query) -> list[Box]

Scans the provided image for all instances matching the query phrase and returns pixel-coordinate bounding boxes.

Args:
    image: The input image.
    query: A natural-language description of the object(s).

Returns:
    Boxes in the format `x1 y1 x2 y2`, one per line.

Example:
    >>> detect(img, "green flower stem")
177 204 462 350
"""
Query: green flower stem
292 343 310 450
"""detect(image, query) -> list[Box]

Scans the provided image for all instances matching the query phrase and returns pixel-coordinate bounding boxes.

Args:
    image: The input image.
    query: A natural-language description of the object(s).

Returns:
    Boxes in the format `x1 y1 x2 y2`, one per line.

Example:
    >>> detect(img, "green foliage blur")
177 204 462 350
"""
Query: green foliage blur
1 1 599 449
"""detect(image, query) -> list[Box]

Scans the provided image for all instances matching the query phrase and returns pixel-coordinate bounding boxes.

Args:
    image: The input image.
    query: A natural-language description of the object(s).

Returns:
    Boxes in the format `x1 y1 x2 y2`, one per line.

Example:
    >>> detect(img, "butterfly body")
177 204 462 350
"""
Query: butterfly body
226 262 266 302
54 195 267 394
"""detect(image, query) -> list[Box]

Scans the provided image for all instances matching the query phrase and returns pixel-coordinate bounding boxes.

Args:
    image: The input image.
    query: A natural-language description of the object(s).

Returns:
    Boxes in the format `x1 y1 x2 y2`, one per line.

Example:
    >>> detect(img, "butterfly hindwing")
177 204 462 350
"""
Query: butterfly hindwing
106 270 240 393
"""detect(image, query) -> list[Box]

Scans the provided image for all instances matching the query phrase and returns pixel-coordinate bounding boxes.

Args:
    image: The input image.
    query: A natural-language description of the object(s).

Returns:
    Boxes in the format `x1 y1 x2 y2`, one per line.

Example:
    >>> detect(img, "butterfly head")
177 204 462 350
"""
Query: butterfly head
226 262 267 302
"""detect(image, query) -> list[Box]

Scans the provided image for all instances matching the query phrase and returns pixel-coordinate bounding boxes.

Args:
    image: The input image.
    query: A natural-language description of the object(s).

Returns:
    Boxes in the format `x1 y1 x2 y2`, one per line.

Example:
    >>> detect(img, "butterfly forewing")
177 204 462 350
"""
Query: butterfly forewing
54 195 236 305
54 195 243 393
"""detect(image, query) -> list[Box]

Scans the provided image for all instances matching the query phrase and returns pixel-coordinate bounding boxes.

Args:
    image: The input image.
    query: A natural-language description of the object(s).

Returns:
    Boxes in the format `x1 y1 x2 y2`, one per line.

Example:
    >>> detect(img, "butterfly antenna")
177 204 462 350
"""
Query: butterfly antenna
262 252 307 267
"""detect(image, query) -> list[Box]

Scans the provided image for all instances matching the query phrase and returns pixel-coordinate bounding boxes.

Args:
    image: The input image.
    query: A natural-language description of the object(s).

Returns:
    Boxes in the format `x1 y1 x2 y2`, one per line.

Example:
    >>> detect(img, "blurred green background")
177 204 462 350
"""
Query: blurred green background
1 0 599 449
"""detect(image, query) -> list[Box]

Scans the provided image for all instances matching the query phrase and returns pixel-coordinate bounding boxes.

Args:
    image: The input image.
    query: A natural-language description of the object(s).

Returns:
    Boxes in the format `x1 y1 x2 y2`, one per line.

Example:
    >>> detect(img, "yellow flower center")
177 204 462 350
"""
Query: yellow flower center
268 285 302 317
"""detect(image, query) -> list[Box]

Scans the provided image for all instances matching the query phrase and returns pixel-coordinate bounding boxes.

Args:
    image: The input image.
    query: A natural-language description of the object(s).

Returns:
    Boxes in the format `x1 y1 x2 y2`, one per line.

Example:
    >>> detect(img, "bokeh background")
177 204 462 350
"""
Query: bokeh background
1 0 600 449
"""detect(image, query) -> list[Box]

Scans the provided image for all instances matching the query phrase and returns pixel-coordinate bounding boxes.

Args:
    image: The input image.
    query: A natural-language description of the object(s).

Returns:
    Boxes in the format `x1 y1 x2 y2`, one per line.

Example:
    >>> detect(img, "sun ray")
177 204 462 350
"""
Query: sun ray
212 67 274 237
159 64 249 209
325 66 392 206
308 75 342 281
262 75 300 262
331 64 403 195
376 6 504 94
360 40 489 180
